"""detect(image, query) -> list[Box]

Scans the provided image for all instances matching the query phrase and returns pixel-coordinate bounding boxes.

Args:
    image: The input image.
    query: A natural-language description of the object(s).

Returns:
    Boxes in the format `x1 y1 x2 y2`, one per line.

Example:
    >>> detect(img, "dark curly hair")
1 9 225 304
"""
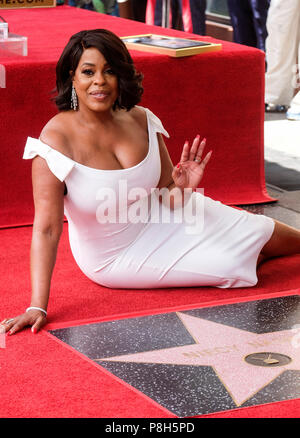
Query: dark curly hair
51 29 144 111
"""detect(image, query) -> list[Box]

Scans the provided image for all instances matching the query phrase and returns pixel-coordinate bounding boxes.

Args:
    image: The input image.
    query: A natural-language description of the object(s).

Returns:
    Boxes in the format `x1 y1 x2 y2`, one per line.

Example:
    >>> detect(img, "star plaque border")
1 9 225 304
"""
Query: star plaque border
48 295 300 417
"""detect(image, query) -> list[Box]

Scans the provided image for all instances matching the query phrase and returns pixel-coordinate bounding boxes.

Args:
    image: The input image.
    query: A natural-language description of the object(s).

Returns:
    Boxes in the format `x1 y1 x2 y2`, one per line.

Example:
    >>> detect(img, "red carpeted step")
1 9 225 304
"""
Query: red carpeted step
0 6 274 229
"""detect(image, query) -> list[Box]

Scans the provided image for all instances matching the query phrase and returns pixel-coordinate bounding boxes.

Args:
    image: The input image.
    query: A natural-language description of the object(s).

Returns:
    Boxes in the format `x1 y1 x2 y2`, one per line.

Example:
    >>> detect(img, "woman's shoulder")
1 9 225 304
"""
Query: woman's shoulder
127 105 148 129
39 111 73 158
130 105 147 119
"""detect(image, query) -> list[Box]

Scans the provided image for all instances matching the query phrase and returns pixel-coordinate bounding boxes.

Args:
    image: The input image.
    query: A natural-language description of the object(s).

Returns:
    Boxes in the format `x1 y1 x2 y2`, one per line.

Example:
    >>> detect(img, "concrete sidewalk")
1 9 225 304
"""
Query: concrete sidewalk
264 113 300 189
238 113 300 229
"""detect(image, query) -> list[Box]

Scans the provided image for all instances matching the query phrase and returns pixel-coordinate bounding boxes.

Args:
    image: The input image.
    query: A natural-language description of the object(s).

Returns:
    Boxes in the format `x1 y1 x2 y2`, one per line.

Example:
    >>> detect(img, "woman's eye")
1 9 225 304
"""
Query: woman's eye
104 68 115 75
82 69 94 75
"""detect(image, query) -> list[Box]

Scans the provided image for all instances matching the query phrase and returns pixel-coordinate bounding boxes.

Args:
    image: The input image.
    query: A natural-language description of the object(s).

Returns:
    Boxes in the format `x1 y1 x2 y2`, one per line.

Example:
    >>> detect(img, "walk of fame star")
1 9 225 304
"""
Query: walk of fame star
49 295 300 416
95 313 300 407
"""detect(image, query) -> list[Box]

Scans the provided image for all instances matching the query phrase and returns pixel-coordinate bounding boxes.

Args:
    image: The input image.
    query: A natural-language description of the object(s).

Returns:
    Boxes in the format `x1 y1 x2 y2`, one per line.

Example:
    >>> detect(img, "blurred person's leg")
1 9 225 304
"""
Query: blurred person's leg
153 0 205 33
117 0 133 18
154 0 162 25
154 0 183 29
250 0 270 51
265 0 300 106
171 0 183 30
189 0 206 35
227 0 257 47
132 0 147 22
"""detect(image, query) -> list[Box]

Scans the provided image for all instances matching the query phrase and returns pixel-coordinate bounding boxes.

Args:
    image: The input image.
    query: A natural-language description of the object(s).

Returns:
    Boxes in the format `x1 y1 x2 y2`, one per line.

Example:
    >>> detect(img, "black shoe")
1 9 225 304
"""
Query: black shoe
265 103 288 113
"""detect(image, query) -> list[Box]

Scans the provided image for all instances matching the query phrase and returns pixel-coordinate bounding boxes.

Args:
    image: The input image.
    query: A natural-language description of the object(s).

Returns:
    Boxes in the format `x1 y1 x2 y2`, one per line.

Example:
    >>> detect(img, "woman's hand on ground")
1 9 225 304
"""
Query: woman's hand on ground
1 309 47 335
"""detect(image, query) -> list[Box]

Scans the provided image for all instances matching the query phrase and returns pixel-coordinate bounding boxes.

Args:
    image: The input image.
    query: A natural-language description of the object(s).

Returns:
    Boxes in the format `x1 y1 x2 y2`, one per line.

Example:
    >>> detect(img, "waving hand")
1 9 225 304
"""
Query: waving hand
172 135 212 191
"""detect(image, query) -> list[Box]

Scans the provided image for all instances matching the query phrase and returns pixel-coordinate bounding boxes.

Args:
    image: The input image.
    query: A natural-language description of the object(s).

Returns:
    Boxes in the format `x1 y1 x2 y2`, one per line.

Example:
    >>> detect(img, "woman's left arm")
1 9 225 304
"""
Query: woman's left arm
156 133 176 191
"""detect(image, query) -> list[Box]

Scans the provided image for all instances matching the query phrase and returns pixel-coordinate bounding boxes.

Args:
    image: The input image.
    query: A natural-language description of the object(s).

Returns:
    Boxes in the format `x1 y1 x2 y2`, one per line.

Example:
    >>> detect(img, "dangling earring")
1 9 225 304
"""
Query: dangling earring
71 83 78 111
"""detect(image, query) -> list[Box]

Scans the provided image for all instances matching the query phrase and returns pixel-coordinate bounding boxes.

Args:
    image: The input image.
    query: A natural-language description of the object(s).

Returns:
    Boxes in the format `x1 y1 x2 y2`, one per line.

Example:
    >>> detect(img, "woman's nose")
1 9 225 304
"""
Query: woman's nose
93 71 106 84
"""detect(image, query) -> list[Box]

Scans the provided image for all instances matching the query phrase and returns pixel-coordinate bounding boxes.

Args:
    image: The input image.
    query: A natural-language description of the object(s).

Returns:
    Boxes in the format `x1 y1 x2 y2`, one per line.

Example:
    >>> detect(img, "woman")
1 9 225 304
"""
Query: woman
2 29 300 336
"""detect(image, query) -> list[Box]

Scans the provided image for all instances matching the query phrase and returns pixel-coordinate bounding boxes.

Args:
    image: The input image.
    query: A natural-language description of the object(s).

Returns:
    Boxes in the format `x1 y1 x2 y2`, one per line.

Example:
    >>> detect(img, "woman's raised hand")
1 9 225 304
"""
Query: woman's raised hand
172 135 212 191
1 309 47 336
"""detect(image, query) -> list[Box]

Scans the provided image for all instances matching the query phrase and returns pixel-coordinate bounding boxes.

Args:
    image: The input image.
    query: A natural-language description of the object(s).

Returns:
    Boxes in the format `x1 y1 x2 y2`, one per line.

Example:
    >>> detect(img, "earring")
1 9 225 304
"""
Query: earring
71 84 78 110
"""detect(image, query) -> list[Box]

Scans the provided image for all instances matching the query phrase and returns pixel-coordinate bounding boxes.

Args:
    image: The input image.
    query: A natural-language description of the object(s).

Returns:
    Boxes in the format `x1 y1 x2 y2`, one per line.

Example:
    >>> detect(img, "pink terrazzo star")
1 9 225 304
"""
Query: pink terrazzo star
98 313 300 406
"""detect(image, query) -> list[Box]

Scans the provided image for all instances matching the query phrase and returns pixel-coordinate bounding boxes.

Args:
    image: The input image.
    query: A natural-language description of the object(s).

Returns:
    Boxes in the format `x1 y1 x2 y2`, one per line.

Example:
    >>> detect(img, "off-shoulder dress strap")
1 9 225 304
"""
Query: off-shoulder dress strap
23 136 75 182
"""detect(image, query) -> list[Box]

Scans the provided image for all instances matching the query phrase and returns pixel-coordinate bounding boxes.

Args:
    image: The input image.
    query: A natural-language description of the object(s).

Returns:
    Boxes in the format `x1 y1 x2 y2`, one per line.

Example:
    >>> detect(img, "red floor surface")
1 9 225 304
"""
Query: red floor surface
1 223 300 417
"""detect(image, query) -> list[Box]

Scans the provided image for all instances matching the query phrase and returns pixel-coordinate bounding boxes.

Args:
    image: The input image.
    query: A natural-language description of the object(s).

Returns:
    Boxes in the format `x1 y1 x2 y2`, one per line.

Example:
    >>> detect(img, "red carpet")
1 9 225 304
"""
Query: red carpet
0 6 273 229
1 223 300 417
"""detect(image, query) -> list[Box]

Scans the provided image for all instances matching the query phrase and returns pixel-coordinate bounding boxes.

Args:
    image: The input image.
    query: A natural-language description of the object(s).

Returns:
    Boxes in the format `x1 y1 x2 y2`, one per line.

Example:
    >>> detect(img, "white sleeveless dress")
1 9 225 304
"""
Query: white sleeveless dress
23 107 275 289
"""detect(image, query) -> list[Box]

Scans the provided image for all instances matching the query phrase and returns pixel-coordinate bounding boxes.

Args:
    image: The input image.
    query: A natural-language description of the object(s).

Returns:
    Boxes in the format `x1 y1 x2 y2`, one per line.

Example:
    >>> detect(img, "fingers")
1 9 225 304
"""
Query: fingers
1 313 47 336
179 136 207 164
189 135 201 162
7 320 24 336
193 137 207 163
199 150 213 168
1 318 15 325
31 315 46 334
179 140 190 163
0 318 16 333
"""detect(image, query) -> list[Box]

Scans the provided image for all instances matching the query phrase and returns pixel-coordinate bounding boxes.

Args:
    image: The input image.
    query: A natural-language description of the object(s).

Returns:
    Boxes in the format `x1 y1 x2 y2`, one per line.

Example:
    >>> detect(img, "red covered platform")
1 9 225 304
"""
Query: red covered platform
0 5 273 229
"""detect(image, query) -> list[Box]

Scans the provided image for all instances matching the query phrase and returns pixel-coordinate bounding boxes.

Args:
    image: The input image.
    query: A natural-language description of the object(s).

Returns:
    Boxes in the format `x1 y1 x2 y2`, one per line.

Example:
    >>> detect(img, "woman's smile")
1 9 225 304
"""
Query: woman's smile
89 90 110 101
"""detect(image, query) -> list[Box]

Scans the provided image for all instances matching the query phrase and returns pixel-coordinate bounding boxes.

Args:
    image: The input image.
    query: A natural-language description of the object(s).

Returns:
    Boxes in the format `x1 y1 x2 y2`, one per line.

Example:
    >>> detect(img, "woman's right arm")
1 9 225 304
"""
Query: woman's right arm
4 140 65 335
